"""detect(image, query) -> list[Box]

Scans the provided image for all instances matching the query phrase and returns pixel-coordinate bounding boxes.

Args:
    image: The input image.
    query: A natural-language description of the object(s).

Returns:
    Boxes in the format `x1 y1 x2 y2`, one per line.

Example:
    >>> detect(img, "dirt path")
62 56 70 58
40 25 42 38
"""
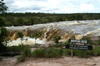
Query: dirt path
0 56 100 66
0 56 17 66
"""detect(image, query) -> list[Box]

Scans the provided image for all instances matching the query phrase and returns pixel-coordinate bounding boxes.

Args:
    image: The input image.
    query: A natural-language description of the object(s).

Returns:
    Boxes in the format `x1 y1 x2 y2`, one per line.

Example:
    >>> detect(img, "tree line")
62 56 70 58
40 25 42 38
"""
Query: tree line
0 13 100 26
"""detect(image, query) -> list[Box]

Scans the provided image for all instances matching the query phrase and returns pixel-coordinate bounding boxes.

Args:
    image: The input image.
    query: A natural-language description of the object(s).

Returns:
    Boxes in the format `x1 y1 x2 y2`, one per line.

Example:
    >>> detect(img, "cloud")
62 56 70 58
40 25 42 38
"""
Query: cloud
3 0 100 13
34 0 48 2
80 3 94 11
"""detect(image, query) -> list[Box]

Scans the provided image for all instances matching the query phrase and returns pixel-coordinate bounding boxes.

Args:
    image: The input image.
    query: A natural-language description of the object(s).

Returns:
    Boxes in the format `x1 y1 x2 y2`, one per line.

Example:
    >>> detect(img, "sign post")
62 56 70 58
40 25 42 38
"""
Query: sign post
66 45 92 50
84 43 87 59
66 39 92 58
71 48 73 58
71 43 74 58
69 39 88 44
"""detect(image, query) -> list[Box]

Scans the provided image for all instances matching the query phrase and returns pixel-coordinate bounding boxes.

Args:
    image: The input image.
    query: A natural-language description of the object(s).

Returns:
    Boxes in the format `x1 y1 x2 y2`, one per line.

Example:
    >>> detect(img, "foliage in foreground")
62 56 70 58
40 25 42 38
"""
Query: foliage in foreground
7 44 30 52
82 37 94 45
0 19 8 52
45 48 61 58
31 46 100 58
16 46 100 62
23 46 31 57
17 45 31 62
17 55 26 62
32 48 61 58
63 46 100 57
32 48 45 58
93 46 100 56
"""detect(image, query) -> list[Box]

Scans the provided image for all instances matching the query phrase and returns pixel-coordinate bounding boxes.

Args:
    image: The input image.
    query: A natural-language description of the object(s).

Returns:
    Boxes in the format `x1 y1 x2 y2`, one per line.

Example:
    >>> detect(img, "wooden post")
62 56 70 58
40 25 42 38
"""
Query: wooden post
71 43 74 58
84 43 87 59
71 49 73 58
84 49 87 59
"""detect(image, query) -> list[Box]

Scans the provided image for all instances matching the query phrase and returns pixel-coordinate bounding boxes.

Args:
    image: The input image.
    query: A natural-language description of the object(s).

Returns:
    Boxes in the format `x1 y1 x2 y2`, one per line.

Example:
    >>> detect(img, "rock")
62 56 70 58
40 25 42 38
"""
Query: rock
86 62 96 66
75 34 84 40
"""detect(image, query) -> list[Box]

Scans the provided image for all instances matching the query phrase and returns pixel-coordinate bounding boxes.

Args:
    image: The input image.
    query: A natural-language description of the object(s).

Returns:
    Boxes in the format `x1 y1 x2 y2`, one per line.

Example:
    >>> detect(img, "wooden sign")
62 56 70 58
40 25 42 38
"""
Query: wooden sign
66 45 92 50
69 39 88 44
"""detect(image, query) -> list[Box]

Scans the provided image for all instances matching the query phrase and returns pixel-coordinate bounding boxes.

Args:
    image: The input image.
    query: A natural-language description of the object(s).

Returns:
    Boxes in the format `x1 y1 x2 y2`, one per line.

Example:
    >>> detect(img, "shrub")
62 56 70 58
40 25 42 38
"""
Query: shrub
74 50 84 57
17 32 24 43
98 39 100 45
32 48 45 58
93 46 100 56
0 27 8 52
33 44 38 48
7 44 29 52
62 49 93 57
32 48 61 58
23 47 31 57
45 48 61 58
87 50 93 57
53 43 66 48
53 35 61 43
82 37 94 45
64 41 70 45
17 55 25 62
53 43 61 47
62 49 71 56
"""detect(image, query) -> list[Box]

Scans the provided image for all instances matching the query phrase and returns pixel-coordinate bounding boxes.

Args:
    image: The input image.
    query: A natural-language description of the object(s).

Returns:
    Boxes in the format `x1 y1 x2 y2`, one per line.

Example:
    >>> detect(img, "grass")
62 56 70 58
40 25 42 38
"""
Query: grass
98 39 100 45
93 46 100 56
23 46 31 57
62 46 100 57
16 44 31 62
15 45 100 63
45 48 61 58
17 55 25 62
74 50 84 57
31 48 94 58
31 48 61 58
82 37 94 45
87 50 93 57
7 44 30 52
12 43 100 62
32 48 45 58
52 43 67 48
62 49 71 56
33 44 39 48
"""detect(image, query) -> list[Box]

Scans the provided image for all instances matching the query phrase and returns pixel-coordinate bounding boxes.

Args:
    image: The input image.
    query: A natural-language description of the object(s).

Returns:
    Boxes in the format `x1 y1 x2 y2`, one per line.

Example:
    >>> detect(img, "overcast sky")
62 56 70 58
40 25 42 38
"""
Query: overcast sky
4 0 100 13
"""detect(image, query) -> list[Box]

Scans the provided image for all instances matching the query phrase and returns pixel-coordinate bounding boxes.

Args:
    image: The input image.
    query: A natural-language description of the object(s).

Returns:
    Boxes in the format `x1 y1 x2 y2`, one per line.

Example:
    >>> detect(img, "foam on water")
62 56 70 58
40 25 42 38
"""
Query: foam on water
7 37 47 46
84 28 100 36
6 20 100 46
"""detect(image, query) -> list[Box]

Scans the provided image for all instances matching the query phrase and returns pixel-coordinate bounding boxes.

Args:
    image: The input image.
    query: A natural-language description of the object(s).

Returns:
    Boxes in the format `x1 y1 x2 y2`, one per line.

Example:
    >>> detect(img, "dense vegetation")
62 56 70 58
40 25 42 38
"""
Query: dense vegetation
17 44 100 62
0 13 100 26
0 0 8 52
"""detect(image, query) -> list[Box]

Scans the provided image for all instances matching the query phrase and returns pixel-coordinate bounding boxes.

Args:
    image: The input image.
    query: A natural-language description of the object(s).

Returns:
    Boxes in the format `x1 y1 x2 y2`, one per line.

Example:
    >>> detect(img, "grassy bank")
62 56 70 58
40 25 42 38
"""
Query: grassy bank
16 45 100 62
1 43 100 62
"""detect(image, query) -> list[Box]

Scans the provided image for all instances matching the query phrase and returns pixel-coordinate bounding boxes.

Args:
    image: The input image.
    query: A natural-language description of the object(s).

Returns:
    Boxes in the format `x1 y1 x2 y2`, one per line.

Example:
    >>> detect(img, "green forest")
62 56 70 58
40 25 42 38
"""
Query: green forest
0 13 100 26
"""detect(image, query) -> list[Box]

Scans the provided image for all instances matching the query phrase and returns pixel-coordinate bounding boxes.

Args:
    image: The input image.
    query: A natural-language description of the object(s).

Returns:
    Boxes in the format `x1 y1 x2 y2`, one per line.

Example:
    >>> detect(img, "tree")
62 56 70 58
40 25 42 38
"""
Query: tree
17 32 24 44
0 22 8 52
53 35 61 44
0 0 8 15
0 18 5 27
0 0 8 52
17 18 24 26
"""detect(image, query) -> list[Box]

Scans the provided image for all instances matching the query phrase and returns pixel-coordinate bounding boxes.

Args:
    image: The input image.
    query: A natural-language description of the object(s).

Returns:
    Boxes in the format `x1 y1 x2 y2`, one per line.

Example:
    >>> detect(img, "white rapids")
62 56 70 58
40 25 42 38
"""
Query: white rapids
6 20 100 46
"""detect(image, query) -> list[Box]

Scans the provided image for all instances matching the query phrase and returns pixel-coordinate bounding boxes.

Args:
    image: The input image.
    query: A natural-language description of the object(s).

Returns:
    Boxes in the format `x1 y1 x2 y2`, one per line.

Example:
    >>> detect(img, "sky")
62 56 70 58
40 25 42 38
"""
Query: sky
4 0 100 13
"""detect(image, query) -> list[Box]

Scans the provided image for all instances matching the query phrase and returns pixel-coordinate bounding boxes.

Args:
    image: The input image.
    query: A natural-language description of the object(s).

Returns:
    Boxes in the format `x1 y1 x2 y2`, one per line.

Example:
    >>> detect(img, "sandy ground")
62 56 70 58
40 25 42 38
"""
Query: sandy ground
0 56 100 66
